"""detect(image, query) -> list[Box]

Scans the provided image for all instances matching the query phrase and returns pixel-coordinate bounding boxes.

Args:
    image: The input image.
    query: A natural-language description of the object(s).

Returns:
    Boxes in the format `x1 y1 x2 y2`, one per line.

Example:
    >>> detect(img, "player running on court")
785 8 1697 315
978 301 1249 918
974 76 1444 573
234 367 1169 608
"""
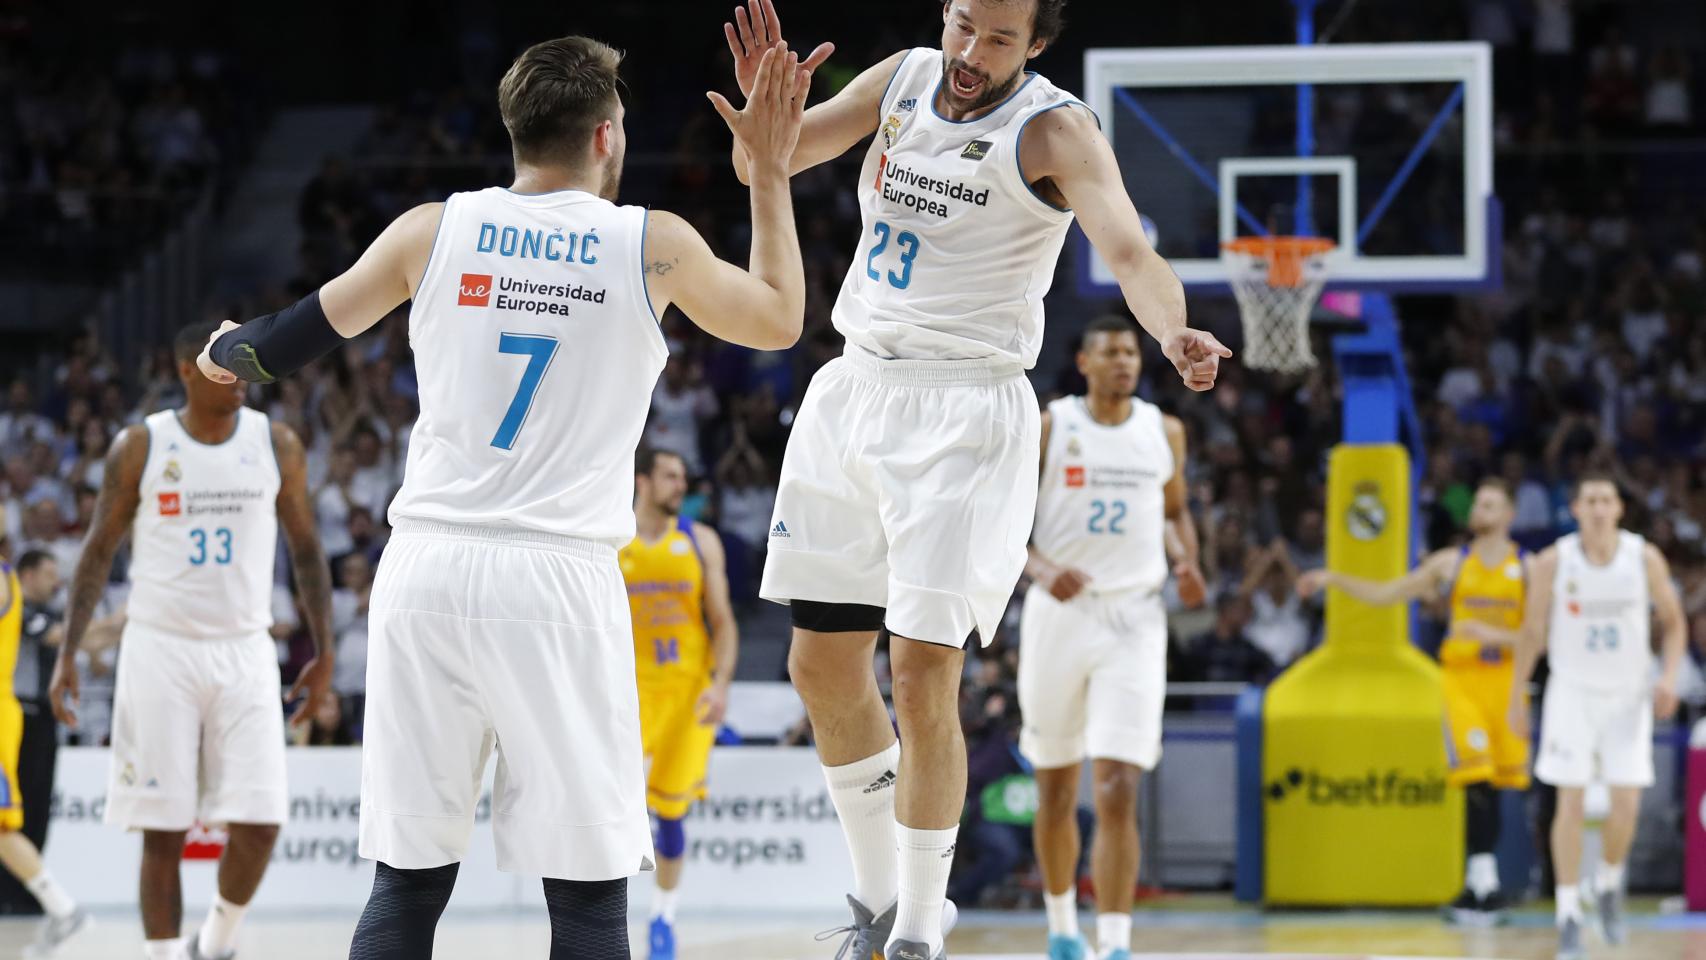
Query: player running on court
1509 473 1685 960
52 321 335 960
1019 315 1205 960
722 2 1229 957
621 447 741 960
0 556 87 956
1298 478 1532 926
196 36 818 960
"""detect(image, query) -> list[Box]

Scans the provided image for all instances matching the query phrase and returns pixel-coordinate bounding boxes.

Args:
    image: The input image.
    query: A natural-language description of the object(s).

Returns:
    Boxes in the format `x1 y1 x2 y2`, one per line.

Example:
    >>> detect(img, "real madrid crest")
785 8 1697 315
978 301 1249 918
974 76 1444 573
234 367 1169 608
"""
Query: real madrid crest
163 459 182 483
881 114 903 148
1346 480 1386 541
1066 436 1082 457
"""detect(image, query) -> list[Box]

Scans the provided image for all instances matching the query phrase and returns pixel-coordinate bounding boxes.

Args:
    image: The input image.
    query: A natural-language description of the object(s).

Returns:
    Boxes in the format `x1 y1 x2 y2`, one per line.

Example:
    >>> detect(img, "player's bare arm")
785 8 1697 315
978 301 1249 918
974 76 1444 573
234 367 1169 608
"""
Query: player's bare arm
1298 545 1458 605
1508 546 1558 739
1162 414 1206 608
50 423 148 726
272 421 336 727
1026 106 1231 392
1647 543 1686 720
693 521 740 727
198 202 442 384
650 46 813 350
1024 409 1091 602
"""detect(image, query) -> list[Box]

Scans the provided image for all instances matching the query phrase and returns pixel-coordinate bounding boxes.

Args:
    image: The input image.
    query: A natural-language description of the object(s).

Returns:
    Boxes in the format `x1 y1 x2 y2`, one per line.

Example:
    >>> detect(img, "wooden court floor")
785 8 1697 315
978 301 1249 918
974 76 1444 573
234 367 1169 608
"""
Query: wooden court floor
3 897 1700 959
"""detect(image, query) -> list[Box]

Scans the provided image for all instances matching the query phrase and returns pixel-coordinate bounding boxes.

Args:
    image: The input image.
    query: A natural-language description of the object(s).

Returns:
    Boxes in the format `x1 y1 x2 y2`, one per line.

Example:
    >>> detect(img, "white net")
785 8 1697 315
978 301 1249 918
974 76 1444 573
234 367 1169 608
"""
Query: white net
1222 237 1335 374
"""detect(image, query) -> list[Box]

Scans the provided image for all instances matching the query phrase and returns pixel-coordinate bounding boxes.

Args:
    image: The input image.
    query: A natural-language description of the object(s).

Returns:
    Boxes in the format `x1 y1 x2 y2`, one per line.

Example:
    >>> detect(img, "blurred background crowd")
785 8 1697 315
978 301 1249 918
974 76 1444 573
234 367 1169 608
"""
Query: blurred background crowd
2 0 1704 905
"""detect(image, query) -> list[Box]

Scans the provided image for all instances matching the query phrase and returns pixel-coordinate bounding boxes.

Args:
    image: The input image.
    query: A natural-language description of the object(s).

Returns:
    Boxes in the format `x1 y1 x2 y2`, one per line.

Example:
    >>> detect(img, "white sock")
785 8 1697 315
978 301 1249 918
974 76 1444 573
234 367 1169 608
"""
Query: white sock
199 892 248 955
823 742 901 911
1096 912 1132 955
1044 890 1079 938
652 886 680 923
1466 853 1500 898
1556 883 1581 923
1599 861 1625 894
143 940 183 960
890 823 958 954
24 870 75 919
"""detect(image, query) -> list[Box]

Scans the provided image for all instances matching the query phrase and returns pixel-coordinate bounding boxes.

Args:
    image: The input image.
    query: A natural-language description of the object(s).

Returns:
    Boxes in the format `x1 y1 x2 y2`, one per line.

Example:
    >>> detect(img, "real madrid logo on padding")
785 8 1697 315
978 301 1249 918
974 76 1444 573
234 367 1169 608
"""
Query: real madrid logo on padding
1346 480 1386 541
163 459 182 483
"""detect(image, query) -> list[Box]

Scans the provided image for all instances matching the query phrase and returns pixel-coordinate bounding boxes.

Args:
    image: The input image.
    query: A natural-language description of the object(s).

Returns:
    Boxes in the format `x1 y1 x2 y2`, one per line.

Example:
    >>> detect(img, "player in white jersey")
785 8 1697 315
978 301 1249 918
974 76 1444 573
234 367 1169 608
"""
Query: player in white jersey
1509 473 1685 960
196 36 820 959
51 322 334 960
1019 316 1204 960
720 3 1228 957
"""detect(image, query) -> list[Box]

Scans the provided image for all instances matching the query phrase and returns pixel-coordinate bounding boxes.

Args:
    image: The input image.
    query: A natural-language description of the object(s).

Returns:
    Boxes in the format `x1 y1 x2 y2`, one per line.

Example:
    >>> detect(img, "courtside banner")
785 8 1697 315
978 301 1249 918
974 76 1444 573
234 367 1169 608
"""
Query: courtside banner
43 746 847 911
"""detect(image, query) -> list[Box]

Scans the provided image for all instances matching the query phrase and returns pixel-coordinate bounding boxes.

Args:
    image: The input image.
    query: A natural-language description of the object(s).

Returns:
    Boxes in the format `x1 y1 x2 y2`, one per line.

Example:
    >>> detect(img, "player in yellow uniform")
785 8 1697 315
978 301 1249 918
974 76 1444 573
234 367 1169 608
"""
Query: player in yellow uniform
0 554 87 954
1299 478 1528 925
621 447 740 960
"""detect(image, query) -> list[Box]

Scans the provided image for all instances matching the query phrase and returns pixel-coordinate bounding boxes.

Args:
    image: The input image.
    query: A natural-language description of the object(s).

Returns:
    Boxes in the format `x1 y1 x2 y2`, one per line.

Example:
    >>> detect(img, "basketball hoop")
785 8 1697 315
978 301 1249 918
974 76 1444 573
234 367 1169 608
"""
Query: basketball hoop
1222 236 1335 374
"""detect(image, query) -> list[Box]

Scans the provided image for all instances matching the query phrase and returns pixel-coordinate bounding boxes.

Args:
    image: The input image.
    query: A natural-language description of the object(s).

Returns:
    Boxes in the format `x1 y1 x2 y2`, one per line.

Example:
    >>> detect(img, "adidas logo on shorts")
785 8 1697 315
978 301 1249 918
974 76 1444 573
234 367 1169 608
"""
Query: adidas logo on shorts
771 520 791 539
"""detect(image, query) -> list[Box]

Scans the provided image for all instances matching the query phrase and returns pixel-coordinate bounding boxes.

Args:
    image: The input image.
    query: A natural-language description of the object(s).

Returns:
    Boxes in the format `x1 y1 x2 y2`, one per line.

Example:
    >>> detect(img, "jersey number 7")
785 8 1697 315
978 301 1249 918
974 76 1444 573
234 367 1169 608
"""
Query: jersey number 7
491 333 561 451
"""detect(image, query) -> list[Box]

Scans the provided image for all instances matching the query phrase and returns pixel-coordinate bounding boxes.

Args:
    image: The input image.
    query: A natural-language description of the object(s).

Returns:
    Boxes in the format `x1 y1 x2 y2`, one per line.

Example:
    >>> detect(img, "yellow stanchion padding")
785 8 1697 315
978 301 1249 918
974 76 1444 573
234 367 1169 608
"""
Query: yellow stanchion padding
1263 444 1463 905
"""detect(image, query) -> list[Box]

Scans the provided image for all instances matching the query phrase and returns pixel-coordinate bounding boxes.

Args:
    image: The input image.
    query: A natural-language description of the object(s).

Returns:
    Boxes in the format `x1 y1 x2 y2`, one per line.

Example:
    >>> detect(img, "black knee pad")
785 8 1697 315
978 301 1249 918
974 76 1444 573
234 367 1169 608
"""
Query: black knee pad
790 599 886 633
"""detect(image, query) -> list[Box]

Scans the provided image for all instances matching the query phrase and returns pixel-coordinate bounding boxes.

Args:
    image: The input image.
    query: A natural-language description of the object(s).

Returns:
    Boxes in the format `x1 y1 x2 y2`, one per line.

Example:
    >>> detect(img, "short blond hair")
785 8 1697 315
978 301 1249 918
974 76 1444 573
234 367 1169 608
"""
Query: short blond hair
498 36 624 166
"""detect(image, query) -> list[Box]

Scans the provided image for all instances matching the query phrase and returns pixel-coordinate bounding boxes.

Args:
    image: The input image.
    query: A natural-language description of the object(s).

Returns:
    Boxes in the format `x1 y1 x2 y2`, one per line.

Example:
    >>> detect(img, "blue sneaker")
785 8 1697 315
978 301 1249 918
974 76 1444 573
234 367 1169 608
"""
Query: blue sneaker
648 915 676 960
1102 950 1132 960
1047 933 1090 960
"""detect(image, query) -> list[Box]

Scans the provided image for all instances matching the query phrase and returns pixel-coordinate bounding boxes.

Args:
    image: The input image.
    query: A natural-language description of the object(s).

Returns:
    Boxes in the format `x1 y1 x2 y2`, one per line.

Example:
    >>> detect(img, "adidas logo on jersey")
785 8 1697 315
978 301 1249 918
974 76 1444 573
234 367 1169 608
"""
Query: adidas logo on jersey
771 521 791 539
895 97 917 113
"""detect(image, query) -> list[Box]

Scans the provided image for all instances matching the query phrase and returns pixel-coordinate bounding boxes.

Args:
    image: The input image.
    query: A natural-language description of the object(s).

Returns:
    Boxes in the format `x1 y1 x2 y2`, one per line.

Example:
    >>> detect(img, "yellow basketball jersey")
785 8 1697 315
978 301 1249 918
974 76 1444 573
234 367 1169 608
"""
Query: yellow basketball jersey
1440 543 1525 668
0 564 20 701
620 519 710 688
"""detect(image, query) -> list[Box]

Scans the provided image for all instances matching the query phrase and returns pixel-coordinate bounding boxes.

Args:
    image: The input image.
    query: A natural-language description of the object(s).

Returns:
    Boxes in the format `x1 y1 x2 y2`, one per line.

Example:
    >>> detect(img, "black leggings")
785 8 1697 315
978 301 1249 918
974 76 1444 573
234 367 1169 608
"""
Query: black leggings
350 863 629 959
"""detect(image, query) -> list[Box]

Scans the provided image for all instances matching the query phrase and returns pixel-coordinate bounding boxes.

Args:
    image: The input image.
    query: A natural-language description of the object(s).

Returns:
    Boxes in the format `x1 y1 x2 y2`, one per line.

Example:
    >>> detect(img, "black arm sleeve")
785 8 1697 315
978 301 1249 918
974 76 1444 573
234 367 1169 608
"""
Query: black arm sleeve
208 289 346 384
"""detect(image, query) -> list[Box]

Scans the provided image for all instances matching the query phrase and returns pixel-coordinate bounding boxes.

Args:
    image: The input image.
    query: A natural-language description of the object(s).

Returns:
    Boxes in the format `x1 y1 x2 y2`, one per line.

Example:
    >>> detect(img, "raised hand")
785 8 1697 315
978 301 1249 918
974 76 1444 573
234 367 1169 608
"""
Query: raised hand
708 45 812 172
724 0 833 98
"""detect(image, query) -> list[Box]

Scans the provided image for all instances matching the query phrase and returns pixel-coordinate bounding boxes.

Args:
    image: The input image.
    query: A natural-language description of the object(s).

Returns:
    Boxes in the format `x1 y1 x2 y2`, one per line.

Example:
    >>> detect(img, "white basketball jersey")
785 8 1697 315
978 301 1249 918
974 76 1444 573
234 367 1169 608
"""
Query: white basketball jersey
833 48 1089 367
1547 531 1651 693
388 187 667 544
128 408 280 638
1031 396 1174 594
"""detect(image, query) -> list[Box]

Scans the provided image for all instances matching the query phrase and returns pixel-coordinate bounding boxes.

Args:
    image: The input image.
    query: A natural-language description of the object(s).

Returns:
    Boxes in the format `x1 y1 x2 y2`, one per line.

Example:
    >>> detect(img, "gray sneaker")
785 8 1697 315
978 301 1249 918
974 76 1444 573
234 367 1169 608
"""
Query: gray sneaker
1597 887 1627 945
182 929 236 960
817 896 897 960
1555 916 1584 960
22 907 90 958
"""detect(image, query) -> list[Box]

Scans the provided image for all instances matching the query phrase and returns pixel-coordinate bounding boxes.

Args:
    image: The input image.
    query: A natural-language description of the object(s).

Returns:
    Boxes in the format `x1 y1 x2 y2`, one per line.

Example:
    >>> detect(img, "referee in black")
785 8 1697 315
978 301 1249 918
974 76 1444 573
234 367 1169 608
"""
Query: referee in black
0 550 63 914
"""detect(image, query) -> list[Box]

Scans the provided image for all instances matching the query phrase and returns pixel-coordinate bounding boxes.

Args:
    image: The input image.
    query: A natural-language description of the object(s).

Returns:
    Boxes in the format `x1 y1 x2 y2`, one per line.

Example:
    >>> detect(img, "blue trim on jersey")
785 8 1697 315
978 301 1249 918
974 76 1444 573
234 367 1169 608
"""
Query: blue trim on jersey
503 187 592 198
1014 101 1085 213
929 71 1037 124
640 208 660 325
877 51 912 122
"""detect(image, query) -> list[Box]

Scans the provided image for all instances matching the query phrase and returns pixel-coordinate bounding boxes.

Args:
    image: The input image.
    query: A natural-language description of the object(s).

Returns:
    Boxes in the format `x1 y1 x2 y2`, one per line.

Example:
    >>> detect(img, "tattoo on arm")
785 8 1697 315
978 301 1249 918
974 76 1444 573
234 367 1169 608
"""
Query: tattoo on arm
643 258 681 275
65 427 145 656
275 424 335 658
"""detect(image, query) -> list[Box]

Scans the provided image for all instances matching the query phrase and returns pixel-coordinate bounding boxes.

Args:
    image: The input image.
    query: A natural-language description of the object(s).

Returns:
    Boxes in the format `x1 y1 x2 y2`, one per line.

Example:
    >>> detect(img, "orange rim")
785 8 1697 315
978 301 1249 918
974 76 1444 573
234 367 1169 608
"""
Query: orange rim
1223 236 1335 288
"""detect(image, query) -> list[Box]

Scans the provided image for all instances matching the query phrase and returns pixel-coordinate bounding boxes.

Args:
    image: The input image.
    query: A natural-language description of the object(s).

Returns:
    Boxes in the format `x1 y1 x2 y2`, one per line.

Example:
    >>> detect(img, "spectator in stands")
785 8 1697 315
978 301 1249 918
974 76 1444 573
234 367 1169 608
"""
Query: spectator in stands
1240 541 1311 668
330 553 371 736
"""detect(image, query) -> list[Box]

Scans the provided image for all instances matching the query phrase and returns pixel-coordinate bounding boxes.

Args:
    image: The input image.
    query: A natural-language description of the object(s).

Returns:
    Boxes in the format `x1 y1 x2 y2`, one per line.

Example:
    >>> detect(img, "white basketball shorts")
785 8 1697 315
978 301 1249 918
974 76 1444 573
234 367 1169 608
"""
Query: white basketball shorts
1534 678 1654 788
759 347 1041 647
358 520 653 880
1017 585 1168 770
106 622 288 831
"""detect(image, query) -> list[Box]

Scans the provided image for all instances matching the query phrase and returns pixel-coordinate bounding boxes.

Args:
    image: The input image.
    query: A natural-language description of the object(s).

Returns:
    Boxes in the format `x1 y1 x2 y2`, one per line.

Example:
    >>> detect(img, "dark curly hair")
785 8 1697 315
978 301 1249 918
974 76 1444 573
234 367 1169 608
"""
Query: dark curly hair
946 0 1068 46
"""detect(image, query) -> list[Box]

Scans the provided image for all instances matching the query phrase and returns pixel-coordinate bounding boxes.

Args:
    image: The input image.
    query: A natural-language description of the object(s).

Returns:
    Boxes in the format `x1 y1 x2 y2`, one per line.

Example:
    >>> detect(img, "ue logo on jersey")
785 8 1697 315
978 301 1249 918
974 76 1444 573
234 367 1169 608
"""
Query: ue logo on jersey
458 273 494 307
1064 466 1086 488
157 492 182 516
